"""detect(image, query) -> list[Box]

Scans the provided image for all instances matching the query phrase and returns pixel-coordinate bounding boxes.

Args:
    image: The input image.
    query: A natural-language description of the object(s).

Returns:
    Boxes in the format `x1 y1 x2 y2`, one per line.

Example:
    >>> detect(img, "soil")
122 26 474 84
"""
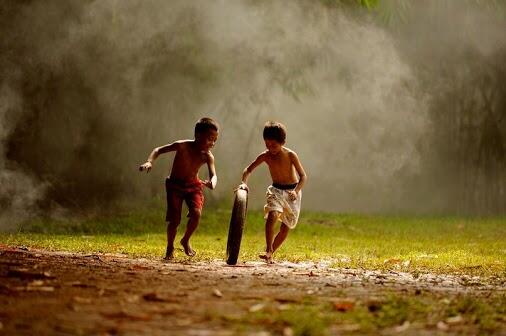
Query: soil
1 245 505 335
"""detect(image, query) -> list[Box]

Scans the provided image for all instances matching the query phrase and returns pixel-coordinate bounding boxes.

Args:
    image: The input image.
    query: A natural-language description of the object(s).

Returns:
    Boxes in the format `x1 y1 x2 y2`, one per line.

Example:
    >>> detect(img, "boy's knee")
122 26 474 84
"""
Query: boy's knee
267 211 280 220
167 220 180 229
189 208 202 219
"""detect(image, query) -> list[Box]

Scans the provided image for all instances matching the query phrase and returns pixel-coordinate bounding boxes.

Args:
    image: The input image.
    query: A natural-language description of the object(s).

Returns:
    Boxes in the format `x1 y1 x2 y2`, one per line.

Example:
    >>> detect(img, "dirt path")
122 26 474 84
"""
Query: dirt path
1 246 505 335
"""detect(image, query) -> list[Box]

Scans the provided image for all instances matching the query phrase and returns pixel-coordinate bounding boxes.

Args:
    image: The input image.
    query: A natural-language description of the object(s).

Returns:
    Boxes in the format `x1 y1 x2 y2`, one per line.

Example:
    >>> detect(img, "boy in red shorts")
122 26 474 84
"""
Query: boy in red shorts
139 118 219 260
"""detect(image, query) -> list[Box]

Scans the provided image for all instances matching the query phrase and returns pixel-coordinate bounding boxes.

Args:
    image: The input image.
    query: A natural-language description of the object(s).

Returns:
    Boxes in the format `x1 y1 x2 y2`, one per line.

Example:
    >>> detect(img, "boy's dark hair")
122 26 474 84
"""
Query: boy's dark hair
263 121 286 143
195 117 219 135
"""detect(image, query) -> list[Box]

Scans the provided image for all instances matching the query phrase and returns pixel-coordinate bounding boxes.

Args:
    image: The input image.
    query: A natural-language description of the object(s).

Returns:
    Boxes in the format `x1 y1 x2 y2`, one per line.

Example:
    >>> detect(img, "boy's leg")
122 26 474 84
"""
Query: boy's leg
165 181 183 260
262 211 279 263
180 188 204 257
180 207 201 256
165 220 180 259
272 223 290 253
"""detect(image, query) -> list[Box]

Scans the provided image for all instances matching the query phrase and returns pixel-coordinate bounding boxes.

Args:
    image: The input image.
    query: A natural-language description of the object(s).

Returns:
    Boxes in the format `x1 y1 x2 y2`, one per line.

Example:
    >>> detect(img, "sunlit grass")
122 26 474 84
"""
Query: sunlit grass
1 205 505 276
214 292 506 334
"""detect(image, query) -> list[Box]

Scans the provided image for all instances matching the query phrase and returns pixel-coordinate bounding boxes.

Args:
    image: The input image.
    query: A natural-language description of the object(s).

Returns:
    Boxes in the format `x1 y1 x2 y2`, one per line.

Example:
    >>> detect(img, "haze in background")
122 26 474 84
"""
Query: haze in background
1 0 504 228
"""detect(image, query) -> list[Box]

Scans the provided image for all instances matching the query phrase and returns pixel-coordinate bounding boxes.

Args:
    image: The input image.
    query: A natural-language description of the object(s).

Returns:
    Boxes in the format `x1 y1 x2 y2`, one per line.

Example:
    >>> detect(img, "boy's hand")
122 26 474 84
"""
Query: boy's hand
201 180 213 189
139 161 152 173
237 183 249 192
287 190 297 201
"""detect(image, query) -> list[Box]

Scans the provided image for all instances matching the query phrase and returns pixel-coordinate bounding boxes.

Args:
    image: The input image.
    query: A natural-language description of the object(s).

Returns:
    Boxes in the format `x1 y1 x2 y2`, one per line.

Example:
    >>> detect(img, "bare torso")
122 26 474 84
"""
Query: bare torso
170 141 209 181
264 147 298 184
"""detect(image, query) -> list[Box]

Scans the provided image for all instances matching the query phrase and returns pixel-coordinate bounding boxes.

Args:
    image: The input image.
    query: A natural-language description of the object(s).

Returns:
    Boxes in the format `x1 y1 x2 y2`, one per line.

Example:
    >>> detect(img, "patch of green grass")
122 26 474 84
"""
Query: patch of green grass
210 292 506 335
1 204 505 276
216 293 506 335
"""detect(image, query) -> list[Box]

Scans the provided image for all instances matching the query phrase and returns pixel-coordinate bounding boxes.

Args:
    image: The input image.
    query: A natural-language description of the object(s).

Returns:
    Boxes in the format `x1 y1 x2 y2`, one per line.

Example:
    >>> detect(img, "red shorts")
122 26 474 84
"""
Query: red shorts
165 177 204 223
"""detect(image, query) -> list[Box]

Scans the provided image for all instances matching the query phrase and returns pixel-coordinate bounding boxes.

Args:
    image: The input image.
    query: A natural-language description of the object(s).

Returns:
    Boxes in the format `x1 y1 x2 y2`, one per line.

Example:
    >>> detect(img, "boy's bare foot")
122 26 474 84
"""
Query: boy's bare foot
180 239 196 257
164 246 174 260
259 253 274 264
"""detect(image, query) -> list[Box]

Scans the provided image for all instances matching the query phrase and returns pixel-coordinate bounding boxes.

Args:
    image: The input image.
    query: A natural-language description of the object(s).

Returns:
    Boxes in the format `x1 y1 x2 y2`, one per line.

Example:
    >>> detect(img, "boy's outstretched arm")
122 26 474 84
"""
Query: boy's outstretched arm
238 152 266 191
139 142 180 173
290 152 307 194
202 152 217 189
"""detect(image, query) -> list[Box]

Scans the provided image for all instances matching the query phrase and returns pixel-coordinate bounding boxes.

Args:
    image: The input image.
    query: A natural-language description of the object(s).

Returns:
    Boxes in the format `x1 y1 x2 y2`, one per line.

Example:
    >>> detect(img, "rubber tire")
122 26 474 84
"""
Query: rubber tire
226 189 248 265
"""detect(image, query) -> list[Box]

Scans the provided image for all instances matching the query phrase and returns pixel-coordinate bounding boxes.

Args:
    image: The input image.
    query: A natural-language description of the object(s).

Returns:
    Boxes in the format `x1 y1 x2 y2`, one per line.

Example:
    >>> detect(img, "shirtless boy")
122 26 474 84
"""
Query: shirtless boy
139 117 219 260
238 121 307 263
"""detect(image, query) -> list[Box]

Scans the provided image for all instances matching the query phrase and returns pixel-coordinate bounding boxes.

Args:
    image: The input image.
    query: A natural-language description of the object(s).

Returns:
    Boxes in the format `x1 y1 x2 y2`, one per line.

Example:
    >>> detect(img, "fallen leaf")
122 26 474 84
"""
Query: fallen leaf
283 326 294 336
15 286 55 292
213 289 223 298
393 321 410 333
446 315 464 325
124 295 140 303
333 299 355 312
73 296 92 304
29 280 45 286
249 303 266 313
437 321 449 331
293 272 315 276
68 281 96 288
143 292 175 302
277 304 291 311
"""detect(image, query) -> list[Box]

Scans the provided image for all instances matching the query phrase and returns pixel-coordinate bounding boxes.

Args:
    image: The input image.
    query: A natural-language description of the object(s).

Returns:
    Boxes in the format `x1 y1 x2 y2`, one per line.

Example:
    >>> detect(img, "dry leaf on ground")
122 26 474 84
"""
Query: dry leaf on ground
333 299 355 312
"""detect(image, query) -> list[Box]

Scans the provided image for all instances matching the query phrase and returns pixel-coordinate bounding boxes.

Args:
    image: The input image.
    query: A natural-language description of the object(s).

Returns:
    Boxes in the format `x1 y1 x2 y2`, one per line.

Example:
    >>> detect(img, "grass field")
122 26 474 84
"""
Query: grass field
2 202 505 277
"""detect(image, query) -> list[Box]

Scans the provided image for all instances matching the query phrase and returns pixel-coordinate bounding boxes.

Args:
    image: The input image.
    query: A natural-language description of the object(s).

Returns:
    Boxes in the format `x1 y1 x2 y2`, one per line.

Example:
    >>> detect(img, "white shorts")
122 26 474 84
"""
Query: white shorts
263 185 302 229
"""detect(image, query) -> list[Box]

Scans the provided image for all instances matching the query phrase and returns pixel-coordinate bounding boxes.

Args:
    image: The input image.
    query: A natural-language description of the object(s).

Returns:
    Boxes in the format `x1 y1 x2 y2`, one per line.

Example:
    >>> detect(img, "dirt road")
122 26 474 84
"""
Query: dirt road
1 246 505 335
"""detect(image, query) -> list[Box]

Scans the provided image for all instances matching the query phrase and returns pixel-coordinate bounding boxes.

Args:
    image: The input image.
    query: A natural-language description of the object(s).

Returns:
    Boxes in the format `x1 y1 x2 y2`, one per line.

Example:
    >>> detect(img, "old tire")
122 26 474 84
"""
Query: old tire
226 189 248 265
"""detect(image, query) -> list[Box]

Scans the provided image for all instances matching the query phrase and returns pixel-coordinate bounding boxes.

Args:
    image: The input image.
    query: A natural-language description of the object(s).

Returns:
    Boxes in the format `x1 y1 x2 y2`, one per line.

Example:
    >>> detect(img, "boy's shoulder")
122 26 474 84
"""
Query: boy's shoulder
282 146 298 156
177 139 194 144
174 139 194 149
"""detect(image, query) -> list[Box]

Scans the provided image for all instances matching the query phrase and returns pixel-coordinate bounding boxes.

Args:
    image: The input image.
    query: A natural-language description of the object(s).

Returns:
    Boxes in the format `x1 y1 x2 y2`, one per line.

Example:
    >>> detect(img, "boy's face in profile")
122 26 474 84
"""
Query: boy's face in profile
196 129 219 152
264 139 283 155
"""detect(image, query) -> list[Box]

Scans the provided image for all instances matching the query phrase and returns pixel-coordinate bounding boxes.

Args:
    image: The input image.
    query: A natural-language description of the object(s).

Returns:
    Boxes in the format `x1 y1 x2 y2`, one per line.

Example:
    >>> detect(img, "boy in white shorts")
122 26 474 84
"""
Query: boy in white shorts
238 121 307 263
